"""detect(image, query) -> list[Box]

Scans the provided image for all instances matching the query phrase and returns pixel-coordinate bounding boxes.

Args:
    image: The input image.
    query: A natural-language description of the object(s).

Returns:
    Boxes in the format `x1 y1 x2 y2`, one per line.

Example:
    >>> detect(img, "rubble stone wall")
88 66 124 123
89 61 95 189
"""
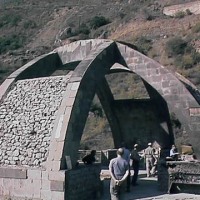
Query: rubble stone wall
65 164 102 200
0 76 70 167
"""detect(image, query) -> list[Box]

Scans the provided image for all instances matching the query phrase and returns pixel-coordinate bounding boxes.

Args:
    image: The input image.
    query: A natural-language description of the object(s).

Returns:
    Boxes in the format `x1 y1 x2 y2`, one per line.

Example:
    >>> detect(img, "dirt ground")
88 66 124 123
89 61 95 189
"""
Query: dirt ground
100 169 200 200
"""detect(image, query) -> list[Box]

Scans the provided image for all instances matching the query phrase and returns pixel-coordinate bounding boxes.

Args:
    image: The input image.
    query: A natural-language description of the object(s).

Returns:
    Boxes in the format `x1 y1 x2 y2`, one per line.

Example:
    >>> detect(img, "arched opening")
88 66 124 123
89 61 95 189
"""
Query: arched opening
75 65 175 199
81 95 114 151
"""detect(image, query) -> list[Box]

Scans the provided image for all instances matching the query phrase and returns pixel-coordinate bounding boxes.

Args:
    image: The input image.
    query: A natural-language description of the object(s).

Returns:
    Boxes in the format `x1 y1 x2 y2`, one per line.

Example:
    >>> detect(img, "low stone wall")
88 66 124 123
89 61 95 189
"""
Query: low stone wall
0 167 65 200
158 160 200 193
0 164 102 200
65 164 102 200
157 159 169 192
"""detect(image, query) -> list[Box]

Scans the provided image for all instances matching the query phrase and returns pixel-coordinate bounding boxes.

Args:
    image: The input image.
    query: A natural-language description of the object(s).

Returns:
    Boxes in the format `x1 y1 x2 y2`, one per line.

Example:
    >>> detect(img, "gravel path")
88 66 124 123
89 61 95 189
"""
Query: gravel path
101 170 200 200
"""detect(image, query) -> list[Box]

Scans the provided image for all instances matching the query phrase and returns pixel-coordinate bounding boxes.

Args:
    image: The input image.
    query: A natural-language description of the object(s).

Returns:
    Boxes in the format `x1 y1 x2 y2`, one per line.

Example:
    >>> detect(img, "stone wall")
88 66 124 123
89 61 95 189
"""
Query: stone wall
65 164 102 200
158 160 200 193
0 167 65 200
0 76 69 167
113 99 172 149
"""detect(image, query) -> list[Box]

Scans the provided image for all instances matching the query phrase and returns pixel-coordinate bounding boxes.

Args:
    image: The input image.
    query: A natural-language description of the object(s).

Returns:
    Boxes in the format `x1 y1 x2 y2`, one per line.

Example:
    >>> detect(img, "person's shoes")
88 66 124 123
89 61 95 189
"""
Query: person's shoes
147 175 150 178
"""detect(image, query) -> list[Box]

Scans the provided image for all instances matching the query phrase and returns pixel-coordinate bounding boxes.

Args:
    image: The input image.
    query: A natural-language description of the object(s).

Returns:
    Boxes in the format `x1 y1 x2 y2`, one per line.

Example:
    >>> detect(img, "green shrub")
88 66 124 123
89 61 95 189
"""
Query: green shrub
0 62 8 74
166 37 187 56
192 22 200 33
191 51 200 64
184 44 194 54
143 9 155 21
23 20 37 29
174 55 182 67
174 11 185 18
89 16 110 29
182 54 194 69
67 23 90 37
174 9 192 18
119 12 126 19
134 36 152 55
0 35 24 54
78 23 90 35
10 15 21 26
186 9 192 15
0 14 9 27
0 14 21 27
90 103 103 118
174 51 200 69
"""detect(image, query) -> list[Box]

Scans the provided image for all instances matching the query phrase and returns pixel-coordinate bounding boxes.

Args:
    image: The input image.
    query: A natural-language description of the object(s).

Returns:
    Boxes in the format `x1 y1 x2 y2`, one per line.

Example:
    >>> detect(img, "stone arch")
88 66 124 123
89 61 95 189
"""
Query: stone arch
105 66 174 149
44 39 200 170
116 42 200 155
1 39 200 199
1 39 200 163
47 40 128 169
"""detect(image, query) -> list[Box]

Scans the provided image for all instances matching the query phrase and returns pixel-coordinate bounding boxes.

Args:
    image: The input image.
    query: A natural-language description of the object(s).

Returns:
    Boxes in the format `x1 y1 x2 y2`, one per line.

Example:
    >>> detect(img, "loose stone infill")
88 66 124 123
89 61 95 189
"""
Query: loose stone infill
0 76 69 167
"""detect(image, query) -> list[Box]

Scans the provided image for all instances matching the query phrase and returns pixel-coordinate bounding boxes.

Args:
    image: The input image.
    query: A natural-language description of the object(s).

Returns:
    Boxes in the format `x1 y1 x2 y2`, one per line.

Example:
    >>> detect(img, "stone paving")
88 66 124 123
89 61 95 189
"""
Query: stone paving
101 170 200 200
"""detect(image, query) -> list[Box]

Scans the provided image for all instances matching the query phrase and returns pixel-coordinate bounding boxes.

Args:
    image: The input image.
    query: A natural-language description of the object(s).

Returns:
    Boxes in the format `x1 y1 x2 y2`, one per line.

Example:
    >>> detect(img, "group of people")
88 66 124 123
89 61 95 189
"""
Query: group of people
81 143 179 200
109 142 161 200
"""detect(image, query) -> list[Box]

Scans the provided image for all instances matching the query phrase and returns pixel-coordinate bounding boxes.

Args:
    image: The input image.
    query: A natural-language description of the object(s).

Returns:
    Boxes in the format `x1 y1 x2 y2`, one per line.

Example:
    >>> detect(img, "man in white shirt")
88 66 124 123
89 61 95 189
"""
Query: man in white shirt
144 142 155 177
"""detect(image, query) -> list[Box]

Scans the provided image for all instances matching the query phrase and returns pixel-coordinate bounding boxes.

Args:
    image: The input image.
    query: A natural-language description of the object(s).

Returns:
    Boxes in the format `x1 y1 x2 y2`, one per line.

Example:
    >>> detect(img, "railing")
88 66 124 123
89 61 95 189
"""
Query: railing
78 149 118 165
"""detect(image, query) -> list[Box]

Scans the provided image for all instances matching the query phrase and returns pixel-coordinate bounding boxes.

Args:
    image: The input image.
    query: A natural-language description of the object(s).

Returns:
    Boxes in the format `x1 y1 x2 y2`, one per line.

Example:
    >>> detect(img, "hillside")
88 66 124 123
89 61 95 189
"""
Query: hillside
0 0 200 150
0 0 200 83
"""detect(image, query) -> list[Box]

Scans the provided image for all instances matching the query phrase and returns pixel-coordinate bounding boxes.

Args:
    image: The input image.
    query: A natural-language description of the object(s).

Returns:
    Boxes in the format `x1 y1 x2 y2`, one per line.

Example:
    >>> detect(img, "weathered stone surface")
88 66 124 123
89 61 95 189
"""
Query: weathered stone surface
0 76 69 167
0 167 27 179
50 180 65 191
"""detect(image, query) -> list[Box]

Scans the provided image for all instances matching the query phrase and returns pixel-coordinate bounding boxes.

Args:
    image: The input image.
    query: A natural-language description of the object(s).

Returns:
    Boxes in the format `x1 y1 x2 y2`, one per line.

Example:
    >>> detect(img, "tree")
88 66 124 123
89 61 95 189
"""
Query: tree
89 16 110 30
166 37 187 56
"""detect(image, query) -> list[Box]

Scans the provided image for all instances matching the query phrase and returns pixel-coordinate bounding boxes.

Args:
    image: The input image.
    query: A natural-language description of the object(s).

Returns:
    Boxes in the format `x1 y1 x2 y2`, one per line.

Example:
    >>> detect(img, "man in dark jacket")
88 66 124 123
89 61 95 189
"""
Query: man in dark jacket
82 150 96 165
130 144 141 186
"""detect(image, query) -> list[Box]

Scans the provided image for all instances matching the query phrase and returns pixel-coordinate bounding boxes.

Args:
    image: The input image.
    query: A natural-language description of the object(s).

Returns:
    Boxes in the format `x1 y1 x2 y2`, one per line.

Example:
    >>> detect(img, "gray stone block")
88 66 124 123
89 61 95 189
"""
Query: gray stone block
50 180 65 191
0 167 27 179
27 169 42 179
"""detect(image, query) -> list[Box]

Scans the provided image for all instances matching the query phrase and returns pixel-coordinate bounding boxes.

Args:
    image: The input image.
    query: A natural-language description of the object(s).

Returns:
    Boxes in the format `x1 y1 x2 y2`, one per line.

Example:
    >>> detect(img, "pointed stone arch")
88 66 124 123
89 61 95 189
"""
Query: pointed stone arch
116 42 200 154
1 39 200 166
45 39 200 170
1 39 200 199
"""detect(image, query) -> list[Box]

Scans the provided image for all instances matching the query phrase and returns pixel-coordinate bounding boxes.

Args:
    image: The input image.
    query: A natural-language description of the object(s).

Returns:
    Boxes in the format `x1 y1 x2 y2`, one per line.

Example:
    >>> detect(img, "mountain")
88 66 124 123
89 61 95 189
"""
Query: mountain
0 0 200 84
0 0 200 150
